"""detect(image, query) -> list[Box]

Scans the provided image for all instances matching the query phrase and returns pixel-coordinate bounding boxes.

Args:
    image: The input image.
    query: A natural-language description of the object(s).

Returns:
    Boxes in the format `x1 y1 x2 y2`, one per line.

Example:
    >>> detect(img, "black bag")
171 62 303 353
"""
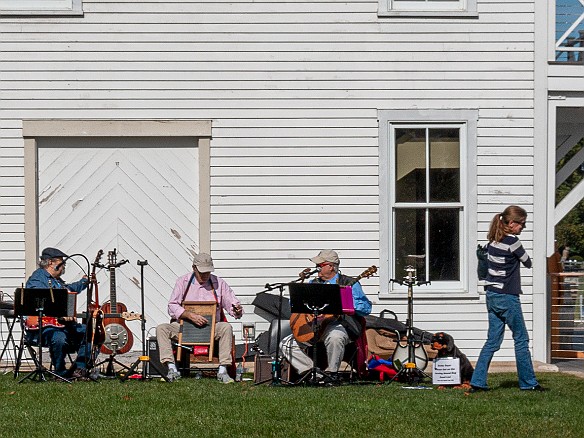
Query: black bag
476 244 488 280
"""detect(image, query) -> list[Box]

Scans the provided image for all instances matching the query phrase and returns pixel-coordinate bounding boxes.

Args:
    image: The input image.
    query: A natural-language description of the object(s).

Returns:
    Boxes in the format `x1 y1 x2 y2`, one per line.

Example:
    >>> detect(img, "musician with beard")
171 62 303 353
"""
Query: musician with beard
25 247 91 380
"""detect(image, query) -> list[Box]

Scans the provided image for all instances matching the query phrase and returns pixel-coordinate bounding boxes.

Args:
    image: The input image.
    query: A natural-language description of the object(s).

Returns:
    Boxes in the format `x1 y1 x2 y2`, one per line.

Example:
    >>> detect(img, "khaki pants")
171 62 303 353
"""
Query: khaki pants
280 321 349 374
156 321 234 366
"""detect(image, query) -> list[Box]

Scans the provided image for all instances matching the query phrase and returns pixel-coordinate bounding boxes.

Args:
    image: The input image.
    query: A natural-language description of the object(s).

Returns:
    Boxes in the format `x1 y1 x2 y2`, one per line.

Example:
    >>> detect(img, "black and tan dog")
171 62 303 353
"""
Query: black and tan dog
431 332 474 389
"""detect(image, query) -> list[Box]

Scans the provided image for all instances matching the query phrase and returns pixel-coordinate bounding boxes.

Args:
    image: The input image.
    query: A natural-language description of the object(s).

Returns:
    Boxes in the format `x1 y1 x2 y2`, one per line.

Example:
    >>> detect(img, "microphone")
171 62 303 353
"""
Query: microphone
299 266 321 280
54 256 70 270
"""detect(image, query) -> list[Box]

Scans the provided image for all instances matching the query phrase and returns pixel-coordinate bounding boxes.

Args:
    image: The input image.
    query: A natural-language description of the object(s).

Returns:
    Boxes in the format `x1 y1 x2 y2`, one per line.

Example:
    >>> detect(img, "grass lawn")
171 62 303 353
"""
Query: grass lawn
1 372 583 438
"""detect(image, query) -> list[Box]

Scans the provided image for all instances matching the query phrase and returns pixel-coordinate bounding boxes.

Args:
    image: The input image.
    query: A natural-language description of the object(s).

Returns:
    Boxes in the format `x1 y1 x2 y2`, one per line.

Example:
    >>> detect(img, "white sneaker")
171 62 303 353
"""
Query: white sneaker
166 369 181 382
217 372 234 384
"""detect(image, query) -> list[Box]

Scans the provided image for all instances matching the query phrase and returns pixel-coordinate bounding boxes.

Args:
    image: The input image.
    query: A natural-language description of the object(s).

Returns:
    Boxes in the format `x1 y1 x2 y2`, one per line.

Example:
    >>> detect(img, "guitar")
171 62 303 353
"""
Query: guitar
100 249 133 355
86 249 106 349
289 266 377 344
25 279 74 330
25 316 66 330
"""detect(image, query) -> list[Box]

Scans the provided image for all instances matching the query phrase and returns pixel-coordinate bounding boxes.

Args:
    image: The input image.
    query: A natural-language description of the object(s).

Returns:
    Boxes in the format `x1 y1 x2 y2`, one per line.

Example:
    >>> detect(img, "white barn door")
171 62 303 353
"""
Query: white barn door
37 137 200 348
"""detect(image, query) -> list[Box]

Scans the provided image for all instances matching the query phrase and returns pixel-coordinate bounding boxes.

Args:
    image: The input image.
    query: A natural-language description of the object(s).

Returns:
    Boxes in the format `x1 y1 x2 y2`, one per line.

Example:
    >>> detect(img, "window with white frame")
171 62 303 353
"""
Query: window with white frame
0 0 82 15
378 0 477 17
379 110 478 294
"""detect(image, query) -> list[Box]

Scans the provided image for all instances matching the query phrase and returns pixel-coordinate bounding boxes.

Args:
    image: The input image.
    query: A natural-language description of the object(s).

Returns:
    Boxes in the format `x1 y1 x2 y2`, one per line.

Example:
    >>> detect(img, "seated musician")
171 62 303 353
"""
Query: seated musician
25 247 91 380
281 250 372 382
156 253 243 383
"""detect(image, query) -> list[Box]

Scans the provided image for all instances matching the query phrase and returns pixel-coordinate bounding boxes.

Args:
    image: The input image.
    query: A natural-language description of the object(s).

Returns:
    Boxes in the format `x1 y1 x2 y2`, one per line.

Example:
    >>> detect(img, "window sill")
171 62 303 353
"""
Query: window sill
0 10 83 16
378 10 478 18
378 290 482 300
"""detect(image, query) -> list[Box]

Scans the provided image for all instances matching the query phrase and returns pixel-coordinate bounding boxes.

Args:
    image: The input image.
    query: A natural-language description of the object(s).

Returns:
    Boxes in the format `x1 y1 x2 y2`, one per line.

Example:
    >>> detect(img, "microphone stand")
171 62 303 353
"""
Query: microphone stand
60 253 93 372
121 260 169 382
260 281 293 386
389 265 430 386
257 270 317 386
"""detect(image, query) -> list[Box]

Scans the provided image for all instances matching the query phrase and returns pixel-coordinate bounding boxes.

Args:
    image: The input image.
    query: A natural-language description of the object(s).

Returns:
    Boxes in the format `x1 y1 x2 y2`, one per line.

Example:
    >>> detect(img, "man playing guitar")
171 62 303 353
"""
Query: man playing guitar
282 250 372 383
25 247 91 380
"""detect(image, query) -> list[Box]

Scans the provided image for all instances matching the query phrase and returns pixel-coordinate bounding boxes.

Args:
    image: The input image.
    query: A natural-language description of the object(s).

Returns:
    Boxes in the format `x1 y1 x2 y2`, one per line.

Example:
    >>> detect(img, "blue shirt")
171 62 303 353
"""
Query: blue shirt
486 235 531 295
26 268 88 293
312 272 372 317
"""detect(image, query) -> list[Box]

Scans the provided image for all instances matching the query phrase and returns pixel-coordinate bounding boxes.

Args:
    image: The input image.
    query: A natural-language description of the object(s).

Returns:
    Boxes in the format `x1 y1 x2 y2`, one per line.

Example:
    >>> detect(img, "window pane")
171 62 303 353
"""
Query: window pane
395 128 426 202
429 128 460 202
395 208 426 277
428 208 460 281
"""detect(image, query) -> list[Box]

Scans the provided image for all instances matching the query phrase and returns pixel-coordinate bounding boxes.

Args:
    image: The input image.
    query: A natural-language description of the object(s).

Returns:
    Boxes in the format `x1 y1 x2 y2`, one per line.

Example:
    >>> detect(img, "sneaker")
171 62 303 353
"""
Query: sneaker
166 369 181 383
466 385 490 394
521 384 548 392
217 372 234 384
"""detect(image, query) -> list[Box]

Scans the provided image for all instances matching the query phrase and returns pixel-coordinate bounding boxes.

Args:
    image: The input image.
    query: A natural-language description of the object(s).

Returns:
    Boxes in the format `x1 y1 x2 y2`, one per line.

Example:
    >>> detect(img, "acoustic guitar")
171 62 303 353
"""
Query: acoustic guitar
100 249 133 355
289 266 377 344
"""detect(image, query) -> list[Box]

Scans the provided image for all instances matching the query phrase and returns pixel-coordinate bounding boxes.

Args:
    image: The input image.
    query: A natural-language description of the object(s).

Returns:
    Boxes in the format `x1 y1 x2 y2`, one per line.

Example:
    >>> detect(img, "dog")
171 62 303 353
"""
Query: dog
431 332 474 389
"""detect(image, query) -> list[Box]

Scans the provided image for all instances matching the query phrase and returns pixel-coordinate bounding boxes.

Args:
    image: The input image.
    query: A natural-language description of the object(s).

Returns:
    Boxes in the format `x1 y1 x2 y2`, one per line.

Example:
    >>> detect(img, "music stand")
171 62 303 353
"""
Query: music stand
288 283 342 385
14 288 73 383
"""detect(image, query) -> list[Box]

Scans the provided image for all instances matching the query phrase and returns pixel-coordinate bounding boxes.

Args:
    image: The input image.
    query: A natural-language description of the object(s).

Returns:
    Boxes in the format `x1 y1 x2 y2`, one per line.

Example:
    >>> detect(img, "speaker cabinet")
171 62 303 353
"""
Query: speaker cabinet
146 337 167 378
253 354 291 384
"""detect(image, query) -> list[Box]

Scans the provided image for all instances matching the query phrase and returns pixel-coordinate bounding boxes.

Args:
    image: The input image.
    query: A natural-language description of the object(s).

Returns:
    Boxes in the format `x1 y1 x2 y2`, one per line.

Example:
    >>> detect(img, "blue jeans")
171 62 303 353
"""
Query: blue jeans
470 291 539 390
27 323 90 376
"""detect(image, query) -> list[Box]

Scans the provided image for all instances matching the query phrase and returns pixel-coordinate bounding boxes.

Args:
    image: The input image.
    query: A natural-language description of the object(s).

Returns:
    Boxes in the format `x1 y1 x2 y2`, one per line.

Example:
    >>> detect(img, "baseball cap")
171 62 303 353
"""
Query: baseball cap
40 247 68 260
310 250 340 265
193 253 215 273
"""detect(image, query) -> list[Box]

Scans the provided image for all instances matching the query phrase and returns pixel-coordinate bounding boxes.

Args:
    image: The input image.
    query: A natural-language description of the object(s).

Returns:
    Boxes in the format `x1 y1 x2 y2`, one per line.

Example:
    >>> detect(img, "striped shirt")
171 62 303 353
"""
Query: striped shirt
485 235 532 295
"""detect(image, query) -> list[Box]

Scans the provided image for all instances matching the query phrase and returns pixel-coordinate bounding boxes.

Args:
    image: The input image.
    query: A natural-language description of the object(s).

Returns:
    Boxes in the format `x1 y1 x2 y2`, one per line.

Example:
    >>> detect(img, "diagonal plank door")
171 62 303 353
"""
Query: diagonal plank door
37 137 199 349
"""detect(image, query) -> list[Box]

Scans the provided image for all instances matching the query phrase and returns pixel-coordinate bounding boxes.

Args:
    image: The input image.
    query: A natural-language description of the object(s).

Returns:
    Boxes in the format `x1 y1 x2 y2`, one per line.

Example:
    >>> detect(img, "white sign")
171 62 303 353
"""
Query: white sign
432 357 461 385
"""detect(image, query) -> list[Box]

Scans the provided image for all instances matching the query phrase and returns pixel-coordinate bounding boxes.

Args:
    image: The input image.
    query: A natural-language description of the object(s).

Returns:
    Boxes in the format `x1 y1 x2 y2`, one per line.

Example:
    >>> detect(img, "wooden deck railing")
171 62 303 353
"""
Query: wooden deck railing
549 271 584 359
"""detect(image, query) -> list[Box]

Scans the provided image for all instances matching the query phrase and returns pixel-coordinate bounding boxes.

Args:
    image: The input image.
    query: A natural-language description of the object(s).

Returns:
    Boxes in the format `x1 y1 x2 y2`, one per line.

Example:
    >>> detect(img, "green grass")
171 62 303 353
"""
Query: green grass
1 372 583 438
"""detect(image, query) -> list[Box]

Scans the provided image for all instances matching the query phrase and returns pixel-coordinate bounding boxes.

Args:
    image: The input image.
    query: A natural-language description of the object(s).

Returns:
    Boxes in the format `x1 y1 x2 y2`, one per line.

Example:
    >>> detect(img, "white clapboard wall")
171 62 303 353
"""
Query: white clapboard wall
37 137 199 346
0 0 547 360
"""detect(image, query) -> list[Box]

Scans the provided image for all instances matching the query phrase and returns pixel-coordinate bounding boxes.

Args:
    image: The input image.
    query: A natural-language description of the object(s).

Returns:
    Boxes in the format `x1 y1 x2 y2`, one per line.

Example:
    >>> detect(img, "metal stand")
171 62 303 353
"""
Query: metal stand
19 307 72 384
389 265 430 386
255 282 294 386
120 260 168 382
95 353 131 377
292 302 332 386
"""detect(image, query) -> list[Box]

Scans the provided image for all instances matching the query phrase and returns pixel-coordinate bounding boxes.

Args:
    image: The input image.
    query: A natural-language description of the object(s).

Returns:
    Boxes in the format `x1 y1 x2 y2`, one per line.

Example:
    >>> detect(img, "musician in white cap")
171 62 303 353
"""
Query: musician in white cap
156 253 243 383
281 250 372 383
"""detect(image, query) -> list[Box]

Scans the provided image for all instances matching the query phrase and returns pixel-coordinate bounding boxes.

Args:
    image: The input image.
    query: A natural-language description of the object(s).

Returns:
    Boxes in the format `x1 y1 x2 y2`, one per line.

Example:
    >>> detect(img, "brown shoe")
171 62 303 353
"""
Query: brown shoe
71 368 91 382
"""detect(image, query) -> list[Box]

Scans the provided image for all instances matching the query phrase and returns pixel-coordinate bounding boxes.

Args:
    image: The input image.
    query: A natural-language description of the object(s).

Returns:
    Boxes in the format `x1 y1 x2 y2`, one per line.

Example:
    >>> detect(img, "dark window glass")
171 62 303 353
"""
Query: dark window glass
395 128 426 202
428 208 460 281
395 209 426 277
429 128 460 202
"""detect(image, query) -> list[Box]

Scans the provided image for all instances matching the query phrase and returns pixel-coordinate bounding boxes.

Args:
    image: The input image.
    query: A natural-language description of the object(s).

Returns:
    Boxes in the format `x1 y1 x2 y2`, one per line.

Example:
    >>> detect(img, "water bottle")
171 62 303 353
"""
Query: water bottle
235 364 243 382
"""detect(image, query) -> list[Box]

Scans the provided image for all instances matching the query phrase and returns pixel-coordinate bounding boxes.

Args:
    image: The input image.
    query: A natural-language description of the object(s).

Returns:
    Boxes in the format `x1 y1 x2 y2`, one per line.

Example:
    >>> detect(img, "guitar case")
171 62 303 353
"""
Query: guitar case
364 312 433 344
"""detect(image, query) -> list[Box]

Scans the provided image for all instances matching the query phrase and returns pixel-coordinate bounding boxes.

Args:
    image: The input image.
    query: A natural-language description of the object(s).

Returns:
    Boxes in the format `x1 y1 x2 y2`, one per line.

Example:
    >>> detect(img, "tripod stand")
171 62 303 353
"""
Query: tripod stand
14 287 74 384
293 302 332 386
19 307 72 384
255 282 294 386
121 260 168 382
389 265 430 386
